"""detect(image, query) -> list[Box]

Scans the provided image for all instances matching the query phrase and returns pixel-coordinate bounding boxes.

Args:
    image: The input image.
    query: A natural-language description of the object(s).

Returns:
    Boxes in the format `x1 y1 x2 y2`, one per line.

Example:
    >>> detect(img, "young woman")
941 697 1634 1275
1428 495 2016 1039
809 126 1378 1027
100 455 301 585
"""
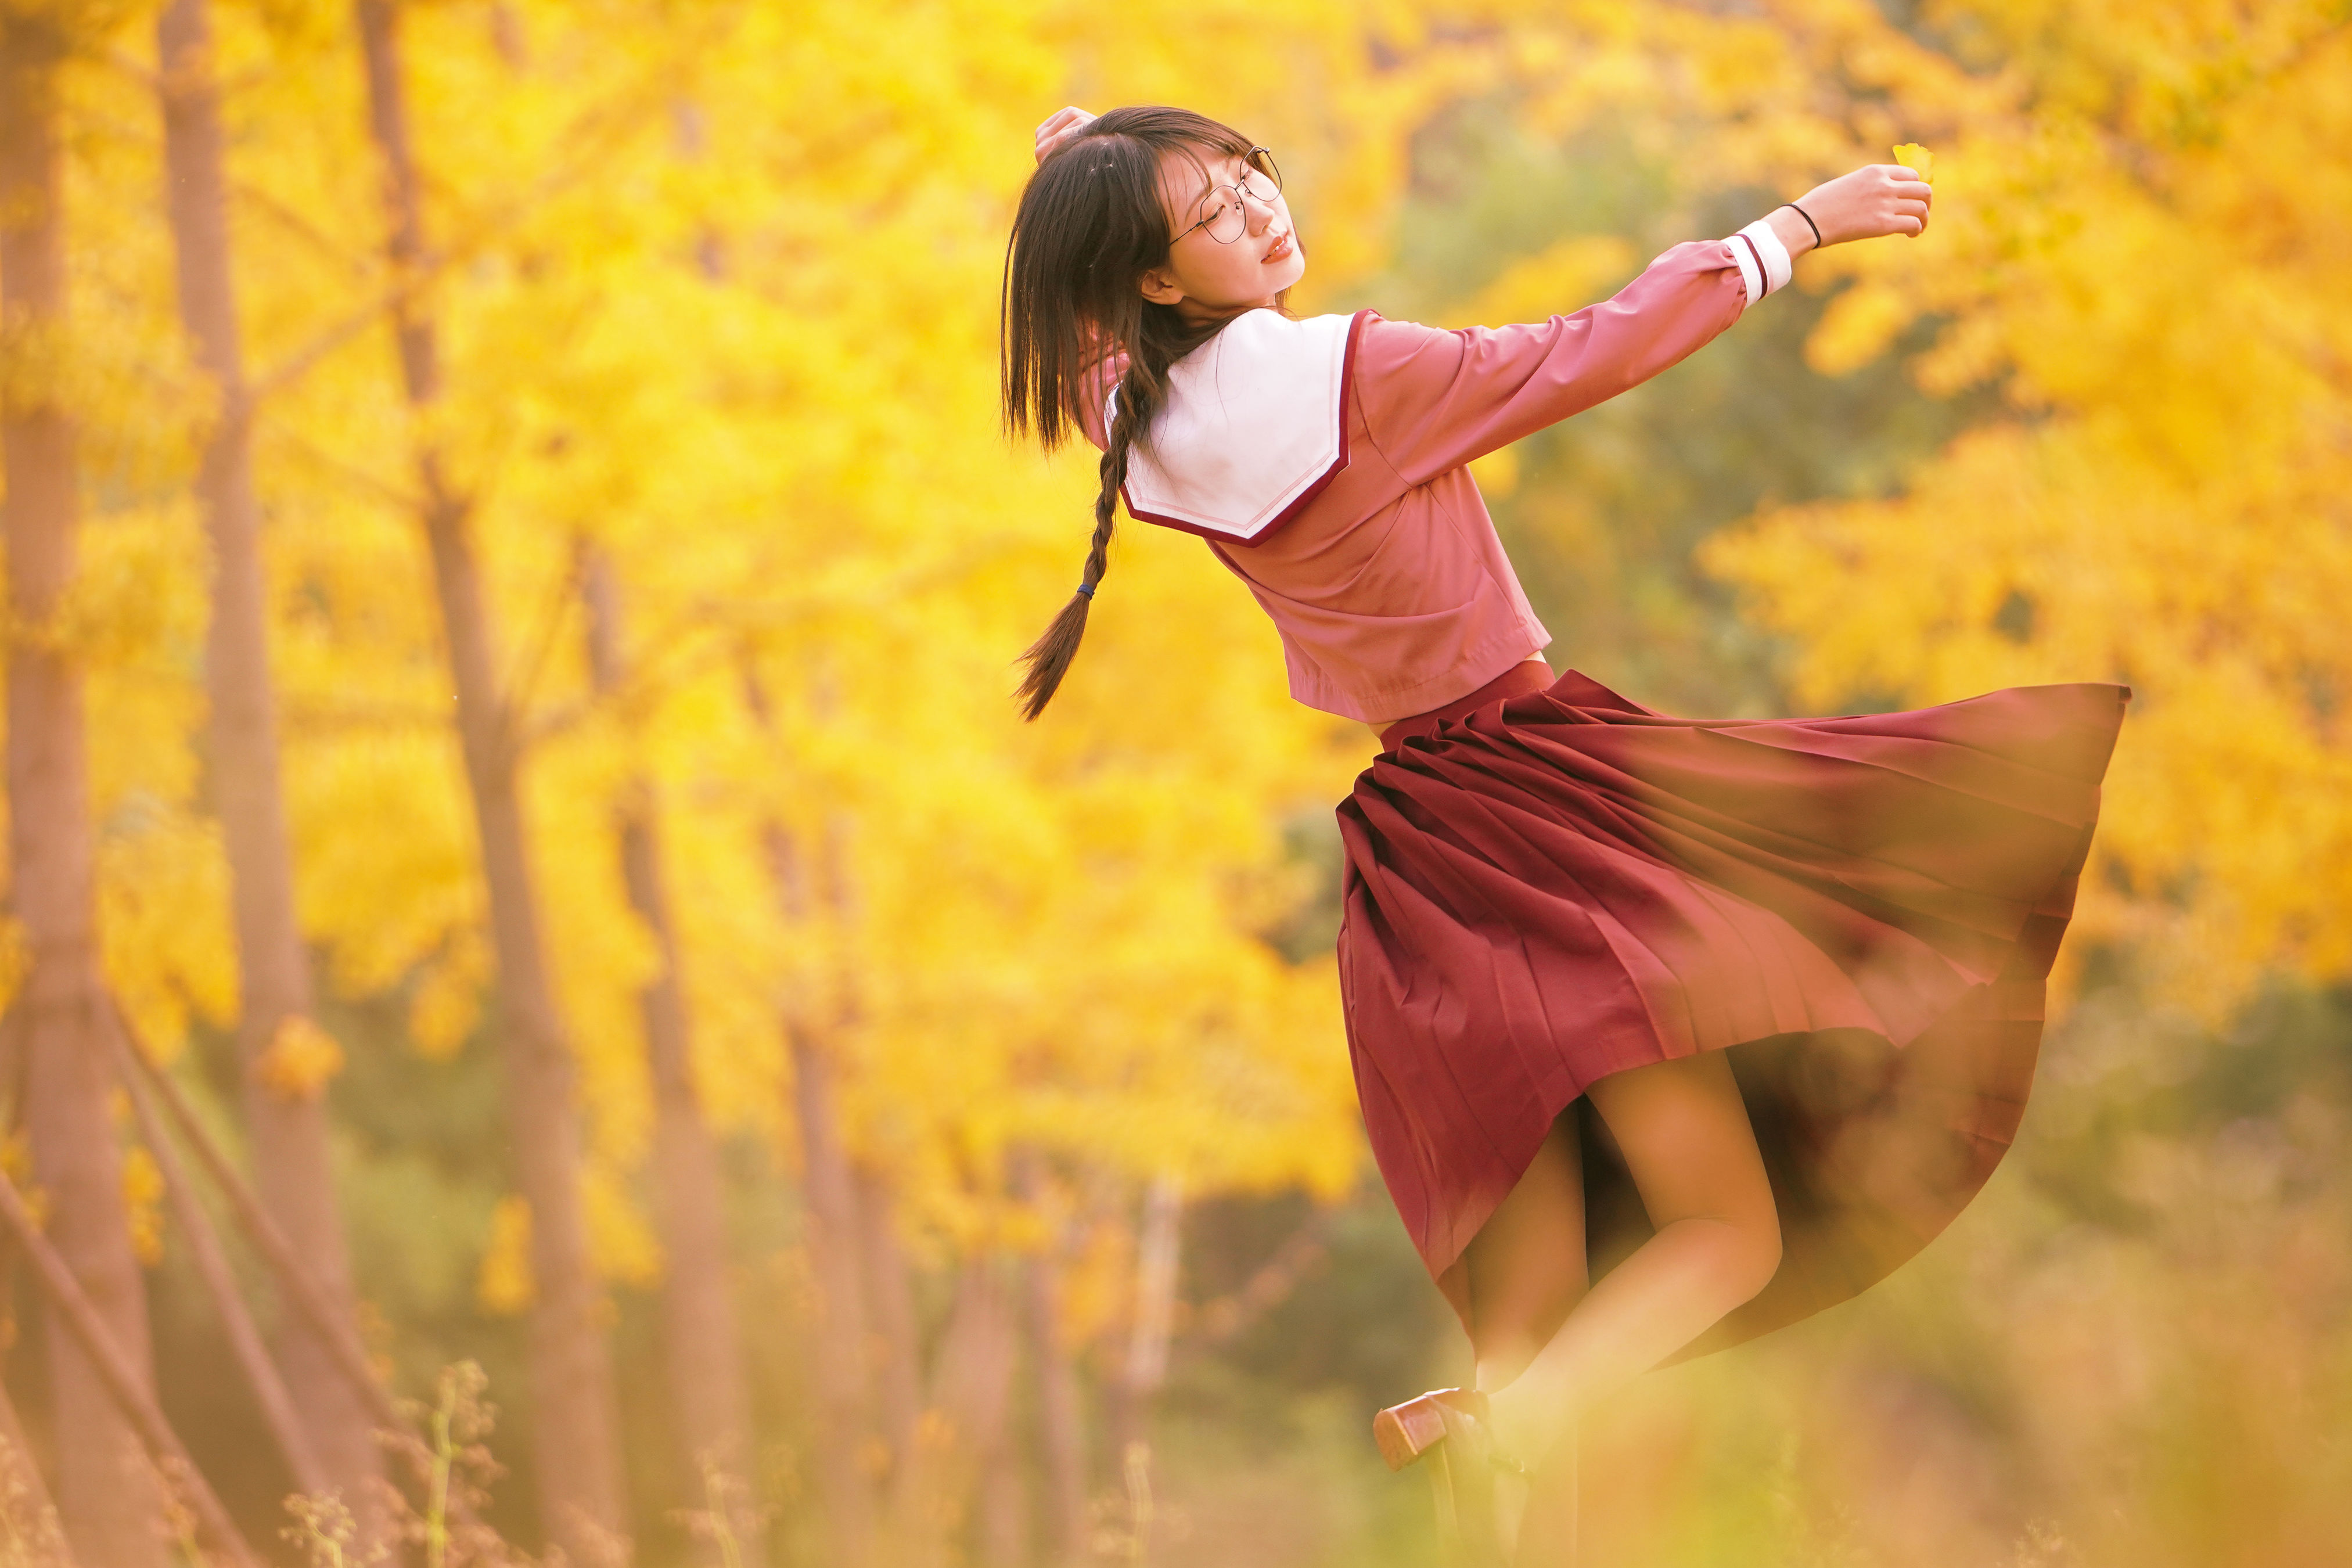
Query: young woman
1004 105 2126 1565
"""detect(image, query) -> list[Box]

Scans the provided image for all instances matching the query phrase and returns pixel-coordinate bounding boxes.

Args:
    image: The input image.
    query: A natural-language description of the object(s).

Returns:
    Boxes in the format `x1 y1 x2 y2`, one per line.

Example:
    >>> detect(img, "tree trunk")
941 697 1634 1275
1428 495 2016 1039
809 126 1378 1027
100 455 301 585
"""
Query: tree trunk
0 16 168 1565
786 1027 876 1567
1110 1174 1182 1464
744 674 876 1564
114 1010 329 1499
887 1258 1019 1568
581 551 762 1564
0 1170 260 1568
154 0 386 1526
1013 1153 1087 1567
350 2 628 1553
856 1166 924 1469
974 1404 1029 1568
117 1017 513 1544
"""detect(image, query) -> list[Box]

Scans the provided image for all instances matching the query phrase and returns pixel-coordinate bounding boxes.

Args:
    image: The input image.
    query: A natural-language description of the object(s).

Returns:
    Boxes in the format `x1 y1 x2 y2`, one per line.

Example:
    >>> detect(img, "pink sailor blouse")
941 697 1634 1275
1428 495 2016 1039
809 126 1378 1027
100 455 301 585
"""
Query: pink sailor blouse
1076 226 1793 724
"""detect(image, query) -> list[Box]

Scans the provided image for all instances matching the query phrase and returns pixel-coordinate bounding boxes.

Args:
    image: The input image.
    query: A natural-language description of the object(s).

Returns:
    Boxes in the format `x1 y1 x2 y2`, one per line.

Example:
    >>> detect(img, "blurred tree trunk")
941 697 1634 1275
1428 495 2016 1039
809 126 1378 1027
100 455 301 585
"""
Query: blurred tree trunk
1014 1152 1087 1566
888 1257 1019 1568
350 2 628 1553
154 0 386 1529
744 667 879 1562
803 818 925 1479
1110 1174 1182 1463
755 812 876 1566
0 13 167 1563
117 1017 328 1499
580 550 762 1565
856 1166 923 1464
975 1415 1028 1568
786 1026 877 1567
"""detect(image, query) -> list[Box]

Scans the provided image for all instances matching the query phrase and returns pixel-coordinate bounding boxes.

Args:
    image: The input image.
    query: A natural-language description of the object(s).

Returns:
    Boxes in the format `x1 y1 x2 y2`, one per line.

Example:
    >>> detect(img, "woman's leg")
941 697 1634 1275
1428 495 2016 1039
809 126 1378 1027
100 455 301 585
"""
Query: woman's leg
1462 1111 1589 1391
1484 1048 1781 1468
1459 1112 1590 1563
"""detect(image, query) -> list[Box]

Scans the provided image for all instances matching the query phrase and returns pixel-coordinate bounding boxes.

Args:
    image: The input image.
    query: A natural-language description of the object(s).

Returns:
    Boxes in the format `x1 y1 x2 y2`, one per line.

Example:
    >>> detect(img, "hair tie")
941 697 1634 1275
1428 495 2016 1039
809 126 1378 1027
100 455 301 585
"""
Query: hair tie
1780 201 1824 247
1076 582 1096 599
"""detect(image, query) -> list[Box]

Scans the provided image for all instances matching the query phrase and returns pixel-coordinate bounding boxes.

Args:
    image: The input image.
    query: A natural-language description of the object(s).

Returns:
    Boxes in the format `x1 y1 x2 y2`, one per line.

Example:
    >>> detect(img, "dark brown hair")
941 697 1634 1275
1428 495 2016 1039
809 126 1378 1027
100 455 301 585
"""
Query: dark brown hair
1001 106 1264 719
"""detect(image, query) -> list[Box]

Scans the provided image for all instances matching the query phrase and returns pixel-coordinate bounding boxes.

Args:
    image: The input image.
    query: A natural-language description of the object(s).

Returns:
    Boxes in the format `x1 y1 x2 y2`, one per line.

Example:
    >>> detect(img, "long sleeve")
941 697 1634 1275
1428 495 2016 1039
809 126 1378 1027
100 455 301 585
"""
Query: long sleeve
1353 239 1752 486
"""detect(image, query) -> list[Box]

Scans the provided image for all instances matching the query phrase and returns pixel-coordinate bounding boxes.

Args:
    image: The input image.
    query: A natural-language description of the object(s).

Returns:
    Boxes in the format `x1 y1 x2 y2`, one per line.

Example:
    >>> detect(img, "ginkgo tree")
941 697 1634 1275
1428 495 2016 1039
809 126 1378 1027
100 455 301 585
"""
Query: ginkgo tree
1698 0 2352 1016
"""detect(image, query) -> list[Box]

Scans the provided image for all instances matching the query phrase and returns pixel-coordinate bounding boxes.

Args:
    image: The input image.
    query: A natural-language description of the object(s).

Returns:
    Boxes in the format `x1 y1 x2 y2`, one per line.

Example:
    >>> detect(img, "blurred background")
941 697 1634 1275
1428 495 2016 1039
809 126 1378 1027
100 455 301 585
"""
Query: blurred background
0 0 2345 1565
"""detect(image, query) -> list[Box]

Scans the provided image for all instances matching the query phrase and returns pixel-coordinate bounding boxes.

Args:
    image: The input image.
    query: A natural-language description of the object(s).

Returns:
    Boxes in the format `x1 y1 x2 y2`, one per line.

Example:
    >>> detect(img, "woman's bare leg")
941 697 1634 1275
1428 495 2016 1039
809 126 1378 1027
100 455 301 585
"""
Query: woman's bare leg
1463 1112 1589 1390
1459 1113 1588 1563
1484 1048 1781 1469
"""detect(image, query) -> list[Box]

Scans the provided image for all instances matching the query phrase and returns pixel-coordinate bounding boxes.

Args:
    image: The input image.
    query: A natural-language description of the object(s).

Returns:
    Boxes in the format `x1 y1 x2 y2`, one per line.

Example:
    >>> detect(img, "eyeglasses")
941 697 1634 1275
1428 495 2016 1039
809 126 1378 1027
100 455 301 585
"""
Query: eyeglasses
1174 148 1284 246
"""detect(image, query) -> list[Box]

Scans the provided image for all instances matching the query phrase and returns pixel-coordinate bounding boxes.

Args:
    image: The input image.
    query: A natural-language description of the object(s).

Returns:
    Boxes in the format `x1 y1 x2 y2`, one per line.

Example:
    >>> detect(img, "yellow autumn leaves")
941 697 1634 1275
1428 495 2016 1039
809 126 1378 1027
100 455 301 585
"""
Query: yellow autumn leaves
1708 1 2352 1016
17 0 1409 1314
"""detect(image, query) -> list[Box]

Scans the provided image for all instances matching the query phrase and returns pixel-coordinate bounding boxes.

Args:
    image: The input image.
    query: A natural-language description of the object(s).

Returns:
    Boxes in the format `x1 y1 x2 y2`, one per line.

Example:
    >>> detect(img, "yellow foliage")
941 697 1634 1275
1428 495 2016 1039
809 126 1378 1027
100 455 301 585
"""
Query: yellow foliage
0 1129 48 1245
478 1175 661 1314
1704 0 2352 1016
1891 142 1934 180
1469 445 1522 499
582 1162 663 1288
407 933 490 1061
1455 234 1638 329
96 808 238 1063
0 920 24 1019
254 1015 347 1101
48 0 1405 1253
121 1146 165 1267
1805 280 1918 377
1057 1218 1137 1351
477 1195 535 1317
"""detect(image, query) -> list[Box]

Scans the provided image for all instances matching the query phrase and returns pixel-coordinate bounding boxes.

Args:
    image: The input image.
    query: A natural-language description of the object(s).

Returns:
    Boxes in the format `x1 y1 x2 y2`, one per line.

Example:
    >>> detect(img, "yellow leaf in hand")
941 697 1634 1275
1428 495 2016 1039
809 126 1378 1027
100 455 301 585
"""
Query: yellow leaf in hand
1893 143 1935 182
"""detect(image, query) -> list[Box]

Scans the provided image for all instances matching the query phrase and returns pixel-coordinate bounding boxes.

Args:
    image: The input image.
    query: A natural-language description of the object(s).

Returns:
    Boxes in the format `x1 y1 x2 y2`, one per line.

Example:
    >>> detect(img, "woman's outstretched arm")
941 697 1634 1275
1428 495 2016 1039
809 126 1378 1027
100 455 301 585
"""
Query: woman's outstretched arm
1357 165 1932 486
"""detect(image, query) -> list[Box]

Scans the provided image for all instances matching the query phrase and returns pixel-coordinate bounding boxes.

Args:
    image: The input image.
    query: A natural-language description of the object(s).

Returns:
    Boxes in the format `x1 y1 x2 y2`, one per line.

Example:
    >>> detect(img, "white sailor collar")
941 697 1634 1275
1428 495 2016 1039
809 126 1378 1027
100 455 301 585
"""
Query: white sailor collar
1107 308 1366 546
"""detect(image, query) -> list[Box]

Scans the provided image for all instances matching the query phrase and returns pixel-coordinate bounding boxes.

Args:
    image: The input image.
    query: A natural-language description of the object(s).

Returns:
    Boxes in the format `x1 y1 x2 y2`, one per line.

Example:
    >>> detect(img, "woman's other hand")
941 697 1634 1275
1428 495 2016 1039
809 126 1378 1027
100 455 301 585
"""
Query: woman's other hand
1789 164 1934 246
1035 106 1095 165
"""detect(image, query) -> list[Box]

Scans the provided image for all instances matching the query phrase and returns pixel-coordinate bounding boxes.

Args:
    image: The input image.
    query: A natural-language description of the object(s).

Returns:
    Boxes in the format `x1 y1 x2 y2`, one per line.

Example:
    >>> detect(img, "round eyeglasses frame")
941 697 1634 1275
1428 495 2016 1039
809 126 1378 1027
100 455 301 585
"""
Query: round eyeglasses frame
1173 148 1285 246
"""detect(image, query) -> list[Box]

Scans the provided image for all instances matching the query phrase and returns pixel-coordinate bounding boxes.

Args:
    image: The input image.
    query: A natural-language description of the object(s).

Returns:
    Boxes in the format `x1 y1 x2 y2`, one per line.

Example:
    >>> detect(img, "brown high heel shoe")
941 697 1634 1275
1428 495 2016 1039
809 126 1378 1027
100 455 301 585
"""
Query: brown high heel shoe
1373 1388 1529 1566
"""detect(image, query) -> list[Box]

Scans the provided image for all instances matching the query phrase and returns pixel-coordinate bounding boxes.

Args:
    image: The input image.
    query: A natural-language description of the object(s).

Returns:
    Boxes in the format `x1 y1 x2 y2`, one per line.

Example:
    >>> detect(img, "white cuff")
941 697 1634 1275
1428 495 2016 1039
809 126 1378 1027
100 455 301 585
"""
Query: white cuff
1726 237 1762 307
1727 218 1794 307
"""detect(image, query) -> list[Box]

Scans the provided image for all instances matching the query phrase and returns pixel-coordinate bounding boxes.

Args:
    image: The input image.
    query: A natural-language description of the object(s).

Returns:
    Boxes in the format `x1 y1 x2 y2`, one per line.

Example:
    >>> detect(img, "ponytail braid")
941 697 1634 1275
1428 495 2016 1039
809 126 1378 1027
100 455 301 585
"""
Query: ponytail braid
1013 341 1179 720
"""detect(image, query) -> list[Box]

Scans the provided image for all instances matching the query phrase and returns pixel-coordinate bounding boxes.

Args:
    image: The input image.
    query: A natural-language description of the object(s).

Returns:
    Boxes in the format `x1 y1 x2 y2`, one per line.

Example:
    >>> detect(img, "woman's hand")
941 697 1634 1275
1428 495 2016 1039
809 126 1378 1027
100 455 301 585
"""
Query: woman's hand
1782 163 1934 250
1035 106 1095 165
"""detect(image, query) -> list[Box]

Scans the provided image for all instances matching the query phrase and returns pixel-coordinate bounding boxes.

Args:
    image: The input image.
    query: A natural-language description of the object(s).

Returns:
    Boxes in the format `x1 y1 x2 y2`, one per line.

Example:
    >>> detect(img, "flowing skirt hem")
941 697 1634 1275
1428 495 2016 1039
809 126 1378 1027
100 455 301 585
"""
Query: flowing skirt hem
1335 670 2124 1358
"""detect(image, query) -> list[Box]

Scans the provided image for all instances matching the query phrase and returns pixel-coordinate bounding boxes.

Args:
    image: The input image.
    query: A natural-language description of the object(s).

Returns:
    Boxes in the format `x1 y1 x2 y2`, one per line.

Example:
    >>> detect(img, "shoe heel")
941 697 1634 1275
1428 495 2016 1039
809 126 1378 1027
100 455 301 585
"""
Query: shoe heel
1376 1387 1513 1567
1373 1388 1475 1471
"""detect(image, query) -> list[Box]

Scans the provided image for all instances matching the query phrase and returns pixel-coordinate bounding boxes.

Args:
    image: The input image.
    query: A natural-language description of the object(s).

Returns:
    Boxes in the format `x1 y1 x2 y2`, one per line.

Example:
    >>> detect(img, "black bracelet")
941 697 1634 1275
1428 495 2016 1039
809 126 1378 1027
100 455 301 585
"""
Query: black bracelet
1780 202 1824 247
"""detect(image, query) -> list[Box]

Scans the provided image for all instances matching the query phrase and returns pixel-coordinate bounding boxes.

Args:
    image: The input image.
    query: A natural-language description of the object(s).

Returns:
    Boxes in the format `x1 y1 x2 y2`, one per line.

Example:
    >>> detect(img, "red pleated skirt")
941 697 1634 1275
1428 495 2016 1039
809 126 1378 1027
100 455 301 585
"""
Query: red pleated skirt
1336 667 2127 1362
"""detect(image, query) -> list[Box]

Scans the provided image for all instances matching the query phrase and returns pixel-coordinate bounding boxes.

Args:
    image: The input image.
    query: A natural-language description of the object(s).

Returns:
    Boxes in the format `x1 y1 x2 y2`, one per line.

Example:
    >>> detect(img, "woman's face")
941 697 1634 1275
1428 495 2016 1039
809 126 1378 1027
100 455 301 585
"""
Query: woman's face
1138 145 1306 324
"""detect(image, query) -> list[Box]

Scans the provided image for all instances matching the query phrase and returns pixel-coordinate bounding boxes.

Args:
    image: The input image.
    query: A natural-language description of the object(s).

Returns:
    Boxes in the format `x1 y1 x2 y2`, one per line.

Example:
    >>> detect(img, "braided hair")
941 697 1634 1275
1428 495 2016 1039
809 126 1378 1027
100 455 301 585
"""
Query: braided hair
1000 107 1261 719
